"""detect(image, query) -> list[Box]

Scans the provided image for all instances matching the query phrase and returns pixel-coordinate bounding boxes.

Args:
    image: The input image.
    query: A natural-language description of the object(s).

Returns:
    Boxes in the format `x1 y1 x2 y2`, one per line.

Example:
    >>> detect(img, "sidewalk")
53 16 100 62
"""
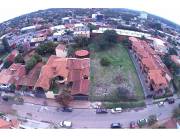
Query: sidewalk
22 96 91 109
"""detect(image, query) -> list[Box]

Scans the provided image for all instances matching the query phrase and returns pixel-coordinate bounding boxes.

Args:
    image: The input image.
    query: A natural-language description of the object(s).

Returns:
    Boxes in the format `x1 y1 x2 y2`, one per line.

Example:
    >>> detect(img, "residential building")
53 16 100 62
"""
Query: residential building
34 55 90 96
129 37 171 94
171 55 180 66
0 118 20 129
0 63 26 87
5 50 19 62
55 44 67 57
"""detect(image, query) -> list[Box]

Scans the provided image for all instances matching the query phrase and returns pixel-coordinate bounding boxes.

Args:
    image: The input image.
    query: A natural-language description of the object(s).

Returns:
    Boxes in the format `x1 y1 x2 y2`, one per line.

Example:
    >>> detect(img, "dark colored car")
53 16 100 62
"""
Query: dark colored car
130 121 136 128
96 108 108 114
111 123 122 129
2 96 9 101
62 107 73 112
167 98 175 104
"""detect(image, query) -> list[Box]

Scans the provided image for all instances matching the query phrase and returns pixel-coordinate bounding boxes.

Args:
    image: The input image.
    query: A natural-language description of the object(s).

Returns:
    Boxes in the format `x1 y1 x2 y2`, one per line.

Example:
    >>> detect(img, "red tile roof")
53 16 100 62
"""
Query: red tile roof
17 63 43 87
0 119 11 129
5 50 19 62
35 55 90 95
75 50 89 57
148 70 168 86
35 56 68 90
0 63 26 85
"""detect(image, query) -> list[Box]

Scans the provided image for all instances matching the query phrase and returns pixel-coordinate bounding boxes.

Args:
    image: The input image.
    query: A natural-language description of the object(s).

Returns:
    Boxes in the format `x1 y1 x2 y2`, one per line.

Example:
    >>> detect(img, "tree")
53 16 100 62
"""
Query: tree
14 54 25 64
95 30 118 51
2 37 10 52
87 23 97 32
116 87 137 101
55 88 73 107
9 84 16 91
36 42 57 56
169 48 178 55
148 115 158 126
33 53 42 62
3 60 13 69
103 30 118 44
122 38 132 49
74 36 90 48
100 57 111 66
173 107 180 119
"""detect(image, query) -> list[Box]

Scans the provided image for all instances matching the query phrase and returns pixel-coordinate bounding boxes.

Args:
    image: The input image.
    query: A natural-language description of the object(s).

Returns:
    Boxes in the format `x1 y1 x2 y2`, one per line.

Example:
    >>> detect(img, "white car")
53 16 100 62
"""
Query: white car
60 121 72 128
0 84 10 89
158 101 164 107
111 108 122 114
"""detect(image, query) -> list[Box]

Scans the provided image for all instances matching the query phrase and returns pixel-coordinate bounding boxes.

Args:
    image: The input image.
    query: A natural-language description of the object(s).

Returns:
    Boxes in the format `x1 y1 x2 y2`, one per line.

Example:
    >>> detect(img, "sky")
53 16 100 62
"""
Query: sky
0 0 179 25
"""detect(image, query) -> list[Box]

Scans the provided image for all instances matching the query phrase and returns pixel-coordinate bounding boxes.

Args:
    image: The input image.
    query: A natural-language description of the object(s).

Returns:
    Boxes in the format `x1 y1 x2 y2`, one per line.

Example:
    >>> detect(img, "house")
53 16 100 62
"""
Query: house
0 63 26 86
129 37 171 94
147 70 168 93
16 63 43 90
5 50 19 62
34 55 90 96
0 118 20 129
55 44 67 57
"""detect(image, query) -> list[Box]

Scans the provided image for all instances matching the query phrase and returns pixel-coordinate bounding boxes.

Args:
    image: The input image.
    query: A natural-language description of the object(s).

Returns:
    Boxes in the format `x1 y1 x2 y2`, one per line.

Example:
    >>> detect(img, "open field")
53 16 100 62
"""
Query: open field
89 43 144 102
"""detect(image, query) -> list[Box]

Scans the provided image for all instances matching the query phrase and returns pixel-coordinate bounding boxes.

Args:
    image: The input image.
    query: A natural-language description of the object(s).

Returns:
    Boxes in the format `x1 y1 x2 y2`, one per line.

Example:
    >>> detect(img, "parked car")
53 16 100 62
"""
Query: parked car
137 119 148 127
130 121 137 128
167 98 175 104
62 107 73 112
96 108 108 114
110 123 122 128
0 84 10 89
60 121 72 128
111 108 122 114
2 96 9 101
158 101 164 107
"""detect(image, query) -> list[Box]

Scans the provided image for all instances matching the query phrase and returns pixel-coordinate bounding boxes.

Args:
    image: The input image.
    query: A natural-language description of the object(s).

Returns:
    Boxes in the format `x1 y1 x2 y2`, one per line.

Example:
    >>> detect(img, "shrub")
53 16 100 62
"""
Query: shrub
100 57 111 66
3 60 13 68
102 101 145 109
25 53 42 72
148 115 158 126
14 54 25 64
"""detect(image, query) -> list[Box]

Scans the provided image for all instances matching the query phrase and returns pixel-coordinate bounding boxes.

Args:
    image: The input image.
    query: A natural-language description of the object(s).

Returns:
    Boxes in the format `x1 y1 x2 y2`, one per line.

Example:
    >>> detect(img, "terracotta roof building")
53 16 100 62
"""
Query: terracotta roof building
75 50 89 58
0 118 20 129
17 63 43 89
129 37 171 94
5 50 19 62
0 63 26 86
148 70 168 91
35 55 90 96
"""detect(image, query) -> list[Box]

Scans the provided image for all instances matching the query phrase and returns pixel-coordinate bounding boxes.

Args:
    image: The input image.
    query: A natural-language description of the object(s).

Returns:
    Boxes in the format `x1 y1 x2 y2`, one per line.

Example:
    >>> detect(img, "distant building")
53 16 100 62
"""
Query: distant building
21 25 36 33
152 38 168 55
92 12 104 21
139 12 148 19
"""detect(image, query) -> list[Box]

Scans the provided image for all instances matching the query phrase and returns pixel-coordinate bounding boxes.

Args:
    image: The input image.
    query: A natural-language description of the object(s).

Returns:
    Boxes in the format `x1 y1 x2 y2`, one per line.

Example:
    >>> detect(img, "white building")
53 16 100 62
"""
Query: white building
139 12 148 19
152 38 168 54
92 28 151 38
21 25 36 32
55 44 67 57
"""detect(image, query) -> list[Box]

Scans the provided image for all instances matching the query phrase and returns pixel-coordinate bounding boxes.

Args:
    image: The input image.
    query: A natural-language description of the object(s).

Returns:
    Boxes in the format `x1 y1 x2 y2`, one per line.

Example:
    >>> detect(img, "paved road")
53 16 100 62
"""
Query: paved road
12 100 180 128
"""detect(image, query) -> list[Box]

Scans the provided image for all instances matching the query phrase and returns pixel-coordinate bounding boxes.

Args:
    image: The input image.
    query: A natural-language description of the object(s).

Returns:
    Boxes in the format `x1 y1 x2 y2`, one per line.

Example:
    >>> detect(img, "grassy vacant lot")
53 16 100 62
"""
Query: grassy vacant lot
89 43 144 102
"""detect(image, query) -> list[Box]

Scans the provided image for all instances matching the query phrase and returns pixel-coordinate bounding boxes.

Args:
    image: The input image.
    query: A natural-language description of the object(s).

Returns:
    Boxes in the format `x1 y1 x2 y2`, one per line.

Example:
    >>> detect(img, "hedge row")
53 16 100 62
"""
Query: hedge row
102 101 146 109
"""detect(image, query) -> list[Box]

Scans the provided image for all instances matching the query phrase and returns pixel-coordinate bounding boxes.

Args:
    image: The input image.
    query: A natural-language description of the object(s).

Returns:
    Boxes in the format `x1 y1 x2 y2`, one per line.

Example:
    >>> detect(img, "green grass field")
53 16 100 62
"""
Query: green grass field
90 43 144 101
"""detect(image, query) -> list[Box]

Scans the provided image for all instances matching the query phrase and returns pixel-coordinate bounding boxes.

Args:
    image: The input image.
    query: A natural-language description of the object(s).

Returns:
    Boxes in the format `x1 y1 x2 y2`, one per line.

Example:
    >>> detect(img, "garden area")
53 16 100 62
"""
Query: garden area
89 43 144 107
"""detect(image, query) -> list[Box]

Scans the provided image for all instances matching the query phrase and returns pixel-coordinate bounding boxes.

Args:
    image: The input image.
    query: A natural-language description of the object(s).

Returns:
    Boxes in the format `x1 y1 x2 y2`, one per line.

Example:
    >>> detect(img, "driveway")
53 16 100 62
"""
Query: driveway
12 99 180 128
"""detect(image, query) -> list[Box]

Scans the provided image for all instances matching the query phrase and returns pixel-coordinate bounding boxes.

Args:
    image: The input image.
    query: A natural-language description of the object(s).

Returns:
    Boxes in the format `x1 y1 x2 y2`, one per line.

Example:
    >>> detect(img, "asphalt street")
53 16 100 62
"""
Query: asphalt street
12 99 180 128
